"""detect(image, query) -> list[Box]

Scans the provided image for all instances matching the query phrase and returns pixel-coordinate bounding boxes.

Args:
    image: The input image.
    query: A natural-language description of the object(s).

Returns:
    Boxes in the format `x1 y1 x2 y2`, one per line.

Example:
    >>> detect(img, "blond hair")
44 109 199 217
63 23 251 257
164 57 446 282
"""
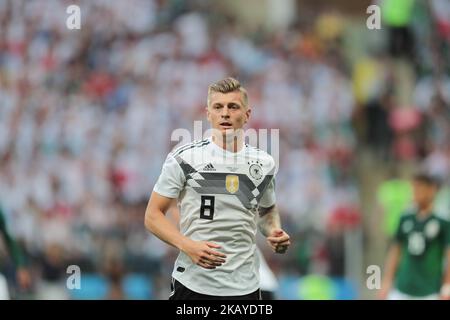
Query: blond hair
207 77 248 108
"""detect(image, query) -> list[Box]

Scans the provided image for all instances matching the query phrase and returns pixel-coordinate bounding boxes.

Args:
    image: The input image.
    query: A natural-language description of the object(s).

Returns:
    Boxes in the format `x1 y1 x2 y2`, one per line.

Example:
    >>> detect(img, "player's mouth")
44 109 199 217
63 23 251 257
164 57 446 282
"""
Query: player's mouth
219 122 233 128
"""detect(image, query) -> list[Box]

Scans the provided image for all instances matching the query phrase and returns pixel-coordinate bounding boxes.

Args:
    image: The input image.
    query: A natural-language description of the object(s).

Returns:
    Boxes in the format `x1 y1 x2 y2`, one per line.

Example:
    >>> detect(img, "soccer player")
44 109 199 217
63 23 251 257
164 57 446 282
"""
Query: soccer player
0 205 32 299
145 77 290 300
379 173 450 300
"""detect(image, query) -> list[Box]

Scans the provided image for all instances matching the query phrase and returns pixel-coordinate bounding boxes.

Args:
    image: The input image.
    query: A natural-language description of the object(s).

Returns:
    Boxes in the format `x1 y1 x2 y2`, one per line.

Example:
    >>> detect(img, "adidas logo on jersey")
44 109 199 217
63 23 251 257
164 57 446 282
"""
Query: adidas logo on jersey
202 163 216 171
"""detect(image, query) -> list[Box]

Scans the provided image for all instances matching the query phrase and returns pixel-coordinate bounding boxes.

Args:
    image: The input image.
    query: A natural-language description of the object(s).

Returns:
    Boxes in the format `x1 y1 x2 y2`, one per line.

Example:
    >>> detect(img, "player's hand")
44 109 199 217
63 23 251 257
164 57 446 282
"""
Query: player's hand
377 284 391 300
16 267 32 290
266 229 290 254
440 284 450 300
182 239 227 269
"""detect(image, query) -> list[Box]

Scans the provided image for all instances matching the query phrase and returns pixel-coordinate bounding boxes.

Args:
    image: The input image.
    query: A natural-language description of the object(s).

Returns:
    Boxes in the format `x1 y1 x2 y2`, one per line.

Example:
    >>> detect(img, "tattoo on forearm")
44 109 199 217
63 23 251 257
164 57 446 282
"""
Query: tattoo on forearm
259 204 275 217
258 205 280 236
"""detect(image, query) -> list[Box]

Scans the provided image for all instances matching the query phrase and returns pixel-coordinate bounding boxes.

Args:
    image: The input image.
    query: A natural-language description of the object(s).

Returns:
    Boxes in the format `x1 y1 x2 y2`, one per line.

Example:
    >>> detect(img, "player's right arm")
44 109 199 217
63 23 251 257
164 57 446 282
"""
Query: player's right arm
378 242 401 300
145 192 226 269
379 214 405 300
145 152 226 269
145 192 188 253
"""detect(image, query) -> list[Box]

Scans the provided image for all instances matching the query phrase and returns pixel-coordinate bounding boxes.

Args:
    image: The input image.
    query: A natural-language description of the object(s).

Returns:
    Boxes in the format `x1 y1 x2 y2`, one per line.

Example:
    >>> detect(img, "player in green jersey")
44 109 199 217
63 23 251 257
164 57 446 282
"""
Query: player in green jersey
0 205 31 299
379 173 450 300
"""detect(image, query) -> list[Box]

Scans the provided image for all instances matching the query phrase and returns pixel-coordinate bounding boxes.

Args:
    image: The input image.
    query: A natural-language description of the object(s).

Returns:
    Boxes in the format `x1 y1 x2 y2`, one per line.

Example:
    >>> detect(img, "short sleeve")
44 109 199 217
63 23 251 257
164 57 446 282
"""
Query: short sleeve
443 219 450 248
394 216 404 243
153 154 185 199
259 177 276 208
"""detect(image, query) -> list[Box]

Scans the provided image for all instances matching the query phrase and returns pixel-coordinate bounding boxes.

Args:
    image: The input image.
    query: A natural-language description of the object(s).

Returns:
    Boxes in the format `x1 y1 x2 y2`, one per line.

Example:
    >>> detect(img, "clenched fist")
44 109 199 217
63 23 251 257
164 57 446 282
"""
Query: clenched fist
266 229 290 254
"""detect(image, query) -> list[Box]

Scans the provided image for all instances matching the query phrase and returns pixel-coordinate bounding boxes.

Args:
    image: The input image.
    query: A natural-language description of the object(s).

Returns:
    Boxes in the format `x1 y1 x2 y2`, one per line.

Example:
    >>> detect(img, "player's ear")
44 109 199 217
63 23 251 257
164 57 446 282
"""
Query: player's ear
244 107 251 124
206 106 212 123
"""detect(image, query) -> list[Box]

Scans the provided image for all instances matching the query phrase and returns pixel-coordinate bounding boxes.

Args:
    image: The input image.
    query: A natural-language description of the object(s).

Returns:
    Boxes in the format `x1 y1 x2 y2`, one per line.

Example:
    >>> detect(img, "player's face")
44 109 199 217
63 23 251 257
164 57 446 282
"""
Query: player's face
412 181 437 208
207 91 251 135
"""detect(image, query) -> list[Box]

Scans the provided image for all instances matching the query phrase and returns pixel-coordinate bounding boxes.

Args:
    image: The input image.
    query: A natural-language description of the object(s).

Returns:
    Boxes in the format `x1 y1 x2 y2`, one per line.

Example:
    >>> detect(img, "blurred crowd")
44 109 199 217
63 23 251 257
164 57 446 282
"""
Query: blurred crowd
0 0 449 299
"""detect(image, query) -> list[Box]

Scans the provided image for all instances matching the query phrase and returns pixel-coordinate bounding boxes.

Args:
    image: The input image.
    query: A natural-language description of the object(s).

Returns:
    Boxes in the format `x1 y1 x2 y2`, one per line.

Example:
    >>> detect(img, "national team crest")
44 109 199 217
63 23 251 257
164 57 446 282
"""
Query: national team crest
225 175 239 194
249 164 263 180
425 220 439 239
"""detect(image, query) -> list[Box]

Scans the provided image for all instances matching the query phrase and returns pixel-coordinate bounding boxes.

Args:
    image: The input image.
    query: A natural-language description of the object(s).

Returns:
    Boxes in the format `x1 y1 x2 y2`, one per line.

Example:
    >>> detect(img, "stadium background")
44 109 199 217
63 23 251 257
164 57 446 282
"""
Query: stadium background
0 0 449 299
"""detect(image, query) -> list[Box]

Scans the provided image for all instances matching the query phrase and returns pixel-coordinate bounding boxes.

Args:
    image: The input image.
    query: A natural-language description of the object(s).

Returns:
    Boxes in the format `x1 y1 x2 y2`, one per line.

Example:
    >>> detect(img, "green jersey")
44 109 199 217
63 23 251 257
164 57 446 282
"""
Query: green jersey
0 206 25 268
394 211 450 297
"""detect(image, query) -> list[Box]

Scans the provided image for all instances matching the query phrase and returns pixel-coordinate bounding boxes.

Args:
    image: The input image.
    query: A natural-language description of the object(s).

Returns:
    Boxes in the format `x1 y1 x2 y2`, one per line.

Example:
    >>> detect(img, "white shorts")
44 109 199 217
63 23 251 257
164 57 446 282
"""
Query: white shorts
388 289 439 300
0 273 10 300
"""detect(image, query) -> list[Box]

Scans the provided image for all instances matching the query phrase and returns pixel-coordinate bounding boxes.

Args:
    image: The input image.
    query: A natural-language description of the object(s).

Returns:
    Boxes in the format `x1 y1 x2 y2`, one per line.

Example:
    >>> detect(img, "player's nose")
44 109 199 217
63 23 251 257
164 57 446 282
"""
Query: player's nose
221 106 230 117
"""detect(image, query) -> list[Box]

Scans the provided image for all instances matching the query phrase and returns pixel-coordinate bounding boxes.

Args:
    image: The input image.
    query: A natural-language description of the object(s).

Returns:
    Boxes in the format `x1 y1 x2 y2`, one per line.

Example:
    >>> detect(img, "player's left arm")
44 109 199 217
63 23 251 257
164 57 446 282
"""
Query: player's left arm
258 204 290 254
441 220 450 300
0 207 32 290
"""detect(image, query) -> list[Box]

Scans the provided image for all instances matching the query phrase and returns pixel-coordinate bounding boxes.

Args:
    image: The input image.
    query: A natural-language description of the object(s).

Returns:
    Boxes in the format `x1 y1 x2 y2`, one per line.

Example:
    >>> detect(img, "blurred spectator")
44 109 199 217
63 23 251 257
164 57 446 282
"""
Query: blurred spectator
381 0 416 60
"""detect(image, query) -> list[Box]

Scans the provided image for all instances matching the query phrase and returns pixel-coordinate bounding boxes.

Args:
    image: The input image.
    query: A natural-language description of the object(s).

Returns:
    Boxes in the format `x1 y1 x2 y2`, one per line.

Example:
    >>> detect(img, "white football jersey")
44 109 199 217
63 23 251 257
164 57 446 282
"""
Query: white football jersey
153 137 276 296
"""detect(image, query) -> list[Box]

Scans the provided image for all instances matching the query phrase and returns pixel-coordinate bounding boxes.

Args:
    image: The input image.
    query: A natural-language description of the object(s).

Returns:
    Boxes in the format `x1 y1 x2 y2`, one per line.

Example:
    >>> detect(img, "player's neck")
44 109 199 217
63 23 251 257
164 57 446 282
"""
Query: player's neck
417 204 433 218
211 134 244 153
